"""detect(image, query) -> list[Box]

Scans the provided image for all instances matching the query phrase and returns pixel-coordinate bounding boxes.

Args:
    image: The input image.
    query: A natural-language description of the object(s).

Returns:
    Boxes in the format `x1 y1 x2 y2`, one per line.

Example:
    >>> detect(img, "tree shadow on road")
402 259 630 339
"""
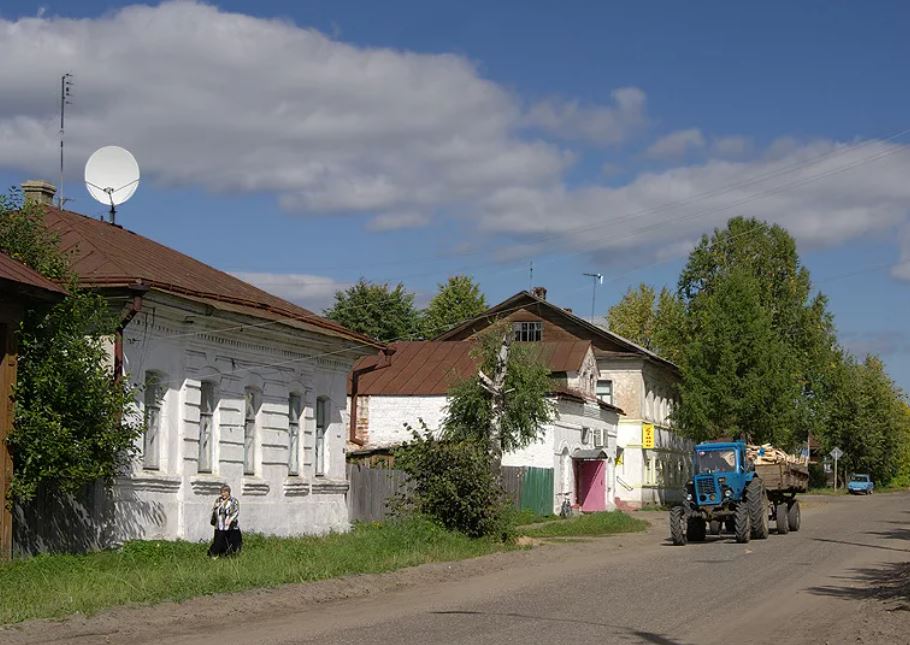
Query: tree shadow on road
812 537 910 554
430 610 690 644
865 527 910 542
807 561 910 610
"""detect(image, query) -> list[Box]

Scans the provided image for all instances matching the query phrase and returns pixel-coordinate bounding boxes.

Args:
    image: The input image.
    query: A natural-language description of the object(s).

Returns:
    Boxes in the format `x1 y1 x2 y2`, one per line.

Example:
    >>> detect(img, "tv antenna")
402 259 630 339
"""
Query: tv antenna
84 146 140 224
583 272 603 323
58 73 73 208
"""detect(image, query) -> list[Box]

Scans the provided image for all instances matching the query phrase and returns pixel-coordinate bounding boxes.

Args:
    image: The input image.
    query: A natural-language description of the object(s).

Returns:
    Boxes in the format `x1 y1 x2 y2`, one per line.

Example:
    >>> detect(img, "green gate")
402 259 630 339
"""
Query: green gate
520 467 554 517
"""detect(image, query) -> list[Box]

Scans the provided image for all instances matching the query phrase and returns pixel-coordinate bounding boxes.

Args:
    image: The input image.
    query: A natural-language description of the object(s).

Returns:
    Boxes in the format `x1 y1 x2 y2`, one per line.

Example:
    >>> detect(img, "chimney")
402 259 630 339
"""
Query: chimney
531 286 547 300
21 180 57 206
564 307 573 313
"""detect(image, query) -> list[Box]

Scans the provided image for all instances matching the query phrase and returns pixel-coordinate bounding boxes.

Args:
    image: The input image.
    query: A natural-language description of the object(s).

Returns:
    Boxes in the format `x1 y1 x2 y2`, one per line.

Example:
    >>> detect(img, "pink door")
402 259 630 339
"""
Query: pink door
576 460 607 512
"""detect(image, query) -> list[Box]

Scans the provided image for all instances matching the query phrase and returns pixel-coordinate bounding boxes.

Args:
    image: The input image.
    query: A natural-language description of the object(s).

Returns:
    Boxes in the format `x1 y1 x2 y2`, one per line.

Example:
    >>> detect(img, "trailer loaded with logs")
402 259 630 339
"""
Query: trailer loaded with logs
669 440 809 545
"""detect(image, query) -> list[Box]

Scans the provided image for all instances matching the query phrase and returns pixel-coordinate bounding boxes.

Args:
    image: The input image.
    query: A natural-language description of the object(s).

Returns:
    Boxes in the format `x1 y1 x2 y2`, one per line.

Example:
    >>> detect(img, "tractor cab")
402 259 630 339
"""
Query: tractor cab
689 441 751 508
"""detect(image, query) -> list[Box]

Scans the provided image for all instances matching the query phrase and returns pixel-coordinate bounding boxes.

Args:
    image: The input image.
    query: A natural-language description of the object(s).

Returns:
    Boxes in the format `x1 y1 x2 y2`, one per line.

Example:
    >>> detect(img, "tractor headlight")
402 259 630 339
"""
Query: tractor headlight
686 493 693 501
724 488 732 498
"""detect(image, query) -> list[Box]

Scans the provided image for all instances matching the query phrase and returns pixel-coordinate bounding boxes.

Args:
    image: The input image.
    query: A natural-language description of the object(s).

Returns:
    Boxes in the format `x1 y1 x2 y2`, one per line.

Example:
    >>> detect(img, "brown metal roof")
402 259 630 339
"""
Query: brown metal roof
352 340 593 396
41 207 382 349
0 251 66 298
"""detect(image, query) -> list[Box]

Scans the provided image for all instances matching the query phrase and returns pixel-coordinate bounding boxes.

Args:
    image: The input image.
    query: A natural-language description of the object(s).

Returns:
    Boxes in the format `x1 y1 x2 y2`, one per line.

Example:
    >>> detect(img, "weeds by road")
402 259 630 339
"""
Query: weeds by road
0 517 507 624
518 511 648 538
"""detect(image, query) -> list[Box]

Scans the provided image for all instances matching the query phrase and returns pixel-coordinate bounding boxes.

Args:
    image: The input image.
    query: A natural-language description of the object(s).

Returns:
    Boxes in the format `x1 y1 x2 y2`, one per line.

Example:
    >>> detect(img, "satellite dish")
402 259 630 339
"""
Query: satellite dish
84 145 140 223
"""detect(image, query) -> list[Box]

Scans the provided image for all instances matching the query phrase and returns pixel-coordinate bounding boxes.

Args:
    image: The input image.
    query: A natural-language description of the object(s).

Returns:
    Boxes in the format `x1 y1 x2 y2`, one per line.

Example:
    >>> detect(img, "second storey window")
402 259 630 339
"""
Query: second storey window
244 388 259 475
198 381 215 473
288 393 301 476
597 379 613 405
315 397 328 477
143 372 163 470
512 321 542 342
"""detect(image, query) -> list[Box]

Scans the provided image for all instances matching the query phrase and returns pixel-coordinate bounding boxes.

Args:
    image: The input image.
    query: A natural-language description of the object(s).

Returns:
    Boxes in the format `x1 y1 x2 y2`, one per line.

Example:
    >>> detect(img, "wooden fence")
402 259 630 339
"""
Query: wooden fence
346 463 554 523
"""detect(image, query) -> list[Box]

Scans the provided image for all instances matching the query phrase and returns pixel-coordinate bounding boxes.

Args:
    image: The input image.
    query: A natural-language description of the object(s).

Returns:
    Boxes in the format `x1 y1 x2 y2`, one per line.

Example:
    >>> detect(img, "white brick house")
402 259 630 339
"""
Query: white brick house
435 289 694 509
350 340 621 513
16 196 381 552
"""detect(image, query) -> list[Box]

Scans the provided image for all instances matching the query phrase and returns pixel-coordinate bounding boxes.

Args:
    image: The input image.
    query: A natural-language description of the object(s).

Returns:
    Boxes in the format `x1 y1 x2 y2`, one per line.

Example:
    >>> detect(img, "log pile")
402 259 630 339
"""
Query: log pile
746 444 801 465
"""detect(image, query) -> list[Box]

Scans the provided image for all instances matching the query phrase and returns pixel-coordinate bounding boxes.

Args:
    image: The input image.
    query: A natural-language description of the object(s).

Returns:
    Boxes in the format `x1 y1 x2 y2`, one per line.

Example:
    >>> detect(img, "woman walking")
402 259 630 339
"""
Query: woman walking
208 485 242 557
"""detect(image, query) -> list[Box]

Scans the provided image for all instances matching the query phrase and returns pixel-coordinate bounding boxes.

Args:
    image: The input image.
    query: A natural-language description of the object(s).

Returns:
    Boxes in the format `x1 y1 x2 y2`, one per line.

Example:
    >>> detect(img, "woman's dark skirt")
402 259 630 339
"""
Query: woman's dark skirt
208 528 242 557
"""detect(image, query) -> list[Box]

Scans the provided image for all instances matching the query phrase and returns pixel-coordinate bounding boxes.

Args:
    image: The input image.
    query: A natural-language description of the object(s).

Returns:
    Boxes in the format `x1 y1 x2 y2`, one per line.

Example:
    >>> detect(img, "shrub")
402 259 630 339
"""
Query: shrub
394 423 511 539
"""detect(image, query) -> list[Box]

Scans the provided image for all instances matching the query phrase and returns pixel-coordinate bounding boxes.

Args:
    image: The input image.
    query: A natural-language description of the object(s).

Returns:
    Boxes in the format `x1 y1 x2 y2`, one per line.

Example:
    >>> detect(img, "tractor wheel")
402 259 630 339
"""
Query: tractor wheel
776 503 790 535
747 479 769 540
734 502 751 543
787 500 801 532
669 506 687 546
708 520 721 535
687 517 707 542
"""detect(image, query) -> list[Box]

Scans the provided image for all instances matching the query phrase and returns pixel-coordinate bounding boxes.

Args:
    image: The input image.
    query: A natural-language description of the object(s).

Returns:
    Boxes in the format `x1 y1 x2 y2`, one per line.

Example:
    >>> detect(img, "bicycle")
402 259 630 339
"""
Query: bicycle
558 491 573 518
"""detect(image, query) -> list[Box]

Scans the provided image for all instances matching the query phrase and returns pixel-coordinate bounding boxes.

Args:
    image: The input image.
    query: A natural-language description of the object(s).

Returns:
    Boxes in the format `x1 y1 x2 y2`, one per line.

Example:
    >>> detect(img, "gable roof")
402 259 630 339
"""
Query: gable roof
0 251 66 300
435 290 679 372
40 206 381 349
352 340 593 396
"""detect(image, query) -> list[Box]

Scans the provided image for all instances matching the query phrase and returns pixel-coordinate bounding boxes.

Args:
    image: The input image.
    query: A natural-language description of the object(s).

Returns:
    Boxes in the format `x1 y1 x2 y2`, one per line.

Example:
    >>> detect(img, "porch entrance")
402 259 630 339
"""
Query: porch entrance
574 454 607 512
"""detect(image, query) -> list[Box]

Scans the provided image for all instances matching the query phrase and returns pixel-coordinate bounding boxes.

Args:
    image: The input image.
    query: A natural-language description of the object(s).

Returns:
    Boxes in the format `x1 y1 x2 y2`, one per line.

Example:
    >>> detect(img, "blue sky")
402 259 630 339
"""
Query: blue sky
1 1 908 390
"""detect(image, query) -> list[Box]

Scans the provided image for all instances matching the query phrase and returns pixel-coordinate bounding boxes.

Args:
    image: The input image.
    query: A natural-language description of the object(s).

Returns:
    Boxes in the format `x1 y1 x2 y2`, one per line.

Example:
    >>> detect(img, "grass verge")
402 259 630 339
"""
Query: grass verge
0 516 508 625
518 511 648 538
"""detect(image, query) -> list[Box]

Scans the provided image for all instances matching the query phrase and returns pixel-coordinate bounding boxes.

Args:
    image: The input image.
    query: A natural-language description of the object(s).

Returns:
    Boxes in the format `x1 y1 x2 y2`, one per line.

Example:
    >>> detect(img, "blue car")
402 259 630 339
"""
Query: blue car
847 474 874 495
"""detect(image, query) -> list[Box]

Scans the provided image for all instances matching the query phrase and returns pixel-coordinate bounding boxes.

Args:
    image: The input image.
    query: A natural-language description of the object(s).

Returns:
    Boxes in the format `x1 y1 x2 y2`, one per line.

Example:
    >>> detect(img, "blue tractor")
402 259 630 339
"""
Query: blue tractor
669 441 807 545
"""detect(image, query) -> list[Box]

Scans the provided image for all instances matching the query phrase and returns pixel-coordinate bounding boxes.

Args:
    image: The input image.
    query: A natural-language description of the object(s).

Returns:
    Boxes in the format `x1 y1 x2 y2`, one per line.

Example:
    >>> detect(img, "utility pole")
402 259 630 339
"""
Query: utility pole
58 73 74 209
583 272 603 323
478 329 511 476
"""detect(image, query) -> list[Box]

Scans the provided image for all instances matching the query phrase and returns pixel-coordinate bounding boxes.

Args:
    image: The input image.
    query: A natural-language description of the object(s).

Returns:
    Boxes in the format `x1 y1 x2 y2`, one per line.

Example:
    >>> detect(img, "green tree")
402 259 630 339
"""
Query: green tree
0 190 142 503
420 275 487 338
821 355 908 485
443 324 554 461
606 283 684 363
674 217 840 449
324 278 420 343
395 422 510 539
674 268 801 446
606 283 656 348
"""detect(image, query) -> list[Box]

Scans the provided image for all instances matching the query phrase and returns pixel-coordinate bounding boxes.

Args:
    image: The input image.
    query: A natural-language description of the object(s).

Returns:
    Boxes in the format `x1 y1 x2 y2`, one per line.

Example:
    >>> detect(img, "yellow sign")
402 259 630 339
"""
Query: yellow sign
642 423 655 449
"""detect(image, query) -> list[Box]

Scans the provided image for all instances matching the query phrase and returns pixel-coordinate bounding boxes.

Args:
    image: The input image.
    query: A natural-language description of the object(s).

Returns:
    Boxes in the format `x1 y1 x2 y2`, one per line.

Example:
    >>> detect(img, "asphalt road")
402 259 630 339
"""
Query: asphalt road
8 492 910 645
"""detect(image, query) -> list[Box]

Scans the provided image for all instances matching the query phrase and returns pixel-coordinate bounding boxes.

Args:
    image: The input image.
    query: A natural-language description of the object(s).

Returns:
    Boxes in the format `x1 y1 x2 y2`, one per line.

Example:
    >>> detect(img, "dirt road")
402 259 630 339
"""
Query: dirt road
5 492 909 645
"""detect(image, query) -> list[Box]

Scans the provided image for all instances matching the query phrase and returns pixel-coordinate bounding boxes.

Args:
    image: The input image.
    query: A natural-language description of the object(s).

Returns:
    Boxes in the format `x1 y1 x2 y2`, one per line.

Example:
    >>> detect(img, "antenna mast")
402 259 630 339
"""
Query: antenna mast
58 73 73 209
582 272 603 323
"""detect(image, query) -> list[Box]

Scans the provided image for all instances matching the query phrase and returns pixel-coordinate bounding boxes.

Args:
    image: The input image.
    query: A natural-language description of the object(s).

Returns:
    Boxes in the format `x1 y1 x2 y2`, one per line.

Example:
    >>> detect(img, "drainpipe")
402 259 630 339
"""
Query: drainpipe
114 284 148 383
349 347 394 446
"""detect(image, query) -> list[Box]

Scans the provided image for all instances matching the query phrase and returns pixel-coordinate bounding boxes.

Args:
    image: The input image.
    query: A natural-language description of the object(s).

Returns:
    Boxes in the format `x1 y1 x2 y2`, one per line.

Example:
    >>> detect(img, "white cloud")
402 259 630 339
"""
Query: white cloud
366 211 430 231
893 227 910 281
230 272 349 311
1 3 910 274
711 135 752 159
477 139 910 264
841 330 910 359
0 1 567 220
524 87 648 145
645 128 705 160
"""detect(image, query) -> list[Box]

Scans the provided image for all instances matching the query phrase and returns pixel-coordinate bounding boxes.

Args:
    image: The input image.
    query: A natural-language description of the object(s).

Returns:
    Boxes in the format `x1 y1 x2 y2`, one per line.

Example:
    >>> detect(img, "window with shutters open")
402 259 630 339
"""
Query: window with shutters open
315 397 328 477
198 382 216 473
143 372 163 470
243 388 259 475
288 393 301 476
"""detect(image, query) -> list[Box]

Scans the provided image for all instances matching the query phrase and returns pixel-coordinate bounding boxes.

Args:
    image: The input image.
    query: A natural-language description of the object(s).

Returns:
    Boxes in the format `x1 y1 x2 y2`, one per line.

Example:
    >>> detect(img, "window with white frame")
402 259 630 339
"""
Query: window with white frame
143 372 163 470
198 381 216 473
243 388 259 476
512 321 542 342
288 393 302 476
315 396 328 476
596 379 613 405
581 426 591 445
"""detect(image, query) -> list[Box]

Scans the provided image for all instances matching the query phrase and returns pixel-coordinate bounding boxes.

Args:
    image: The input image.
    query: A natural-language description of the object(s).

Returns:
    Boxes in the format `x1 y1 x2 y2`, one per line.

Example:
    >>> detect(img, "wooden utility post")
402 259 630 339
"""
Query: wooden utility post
478 330 511 475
